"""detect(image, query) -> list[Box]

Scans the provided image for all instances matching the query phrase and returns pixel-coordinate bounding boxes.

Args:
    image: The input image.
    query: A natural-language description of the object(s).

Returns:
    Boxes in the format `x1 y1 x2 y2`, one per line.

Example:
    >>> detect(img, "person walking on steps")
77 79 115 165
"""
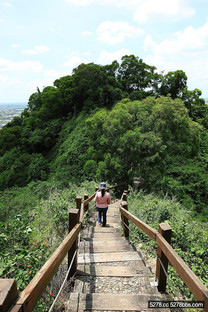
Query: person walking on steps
94 182 111 227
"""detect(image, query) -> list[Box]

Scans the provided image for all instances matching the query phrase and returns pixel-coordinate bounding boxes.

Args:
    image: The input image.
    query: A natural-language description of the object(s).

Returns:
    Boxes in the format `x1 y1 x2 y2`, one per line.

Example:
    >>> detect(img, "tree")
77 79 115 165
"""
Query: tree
71 63 122 112
38 86 63 120
0 126 21 156
159 70 187 99
117 55 160 99
54 75 74 116
182 88 208 128
28 87 42 112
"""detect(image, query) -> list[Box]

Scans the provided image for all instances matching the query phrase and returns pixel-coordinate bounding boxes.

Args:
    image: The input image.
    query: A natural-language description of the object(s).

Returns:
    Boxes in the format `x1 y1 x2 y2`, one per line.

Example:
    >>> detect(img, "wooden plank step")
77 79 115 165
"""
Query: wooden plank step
79 241 134 253
84 227 117 234
78 251 144 264
67 293 168 311
98 224 120 229
81 235 124 244
107 213 120 216
106 220 121 224
81 233 121 239
0 279 18 312
77 265 150 277
80 239 129 247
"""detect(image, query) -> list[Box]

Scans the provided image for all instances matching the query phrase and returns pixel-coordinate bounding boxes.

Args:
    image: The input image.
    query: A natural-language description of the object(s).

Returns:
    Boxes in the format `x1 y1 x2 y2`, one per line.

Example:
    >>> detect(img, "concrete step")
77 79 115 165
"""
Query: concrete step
67 292 170 311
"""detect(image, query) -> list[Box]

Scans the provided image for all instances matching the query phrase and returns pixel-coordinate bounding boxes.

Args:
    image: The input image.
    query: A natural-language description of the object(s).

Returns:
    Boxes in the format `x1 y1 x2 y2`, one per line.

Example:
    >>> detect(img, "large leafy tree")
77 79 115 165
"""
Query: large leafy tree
71 63 122 112
38 86 63 120
182 88 208 128
117 55 160 99
53 75 74 116
28 87 42 112
85 97 206 206
159 70 187 99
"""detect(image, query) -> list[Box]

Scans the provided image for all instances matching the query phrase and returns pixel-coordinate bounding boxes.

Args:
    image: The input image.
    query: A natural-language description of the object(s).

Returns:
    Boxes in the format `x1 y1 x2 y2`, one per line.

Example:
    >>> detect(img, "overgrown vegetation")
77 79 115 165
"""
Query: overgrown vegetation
127 190 208 301
0 180 97 311
1 54 208 311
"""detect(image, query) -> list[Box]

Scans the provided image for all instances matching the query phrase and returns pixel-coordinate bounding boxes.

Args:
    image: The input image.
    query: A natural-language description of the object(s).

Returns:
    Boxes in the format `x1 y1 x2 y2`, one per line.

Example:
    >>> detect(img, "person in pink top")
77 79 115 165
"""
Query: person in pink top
94 182 111 227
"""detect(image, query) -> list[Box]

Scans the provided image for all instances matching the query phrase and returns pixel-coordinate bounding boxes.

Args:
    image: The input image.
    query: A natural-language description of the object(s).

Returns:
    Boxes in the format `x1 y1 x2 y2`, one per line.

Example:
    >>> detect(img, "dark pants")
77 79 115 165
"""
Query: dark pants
97 207 108 226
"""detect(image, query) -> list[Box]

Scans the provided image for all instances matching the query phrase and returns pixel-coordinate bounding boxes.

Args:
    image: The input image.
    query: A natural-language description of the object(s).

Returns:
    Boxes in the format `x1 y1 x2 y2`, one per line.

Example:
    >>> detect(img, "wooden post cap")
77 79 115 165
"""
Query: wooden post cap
0 279 18 312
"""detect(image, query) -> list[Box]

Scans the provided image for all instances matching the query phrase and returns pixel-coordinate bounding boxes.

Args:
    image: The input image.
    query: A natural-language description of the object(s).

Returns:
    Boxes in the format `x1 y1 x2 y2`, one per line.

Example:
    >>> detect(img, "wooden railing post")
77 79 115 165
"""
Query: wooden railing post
156 222 172 292
68 209 79 279
0 279 19 312
121 201 129 237
76 196 82 220
122 190 128 201
84 194 89 211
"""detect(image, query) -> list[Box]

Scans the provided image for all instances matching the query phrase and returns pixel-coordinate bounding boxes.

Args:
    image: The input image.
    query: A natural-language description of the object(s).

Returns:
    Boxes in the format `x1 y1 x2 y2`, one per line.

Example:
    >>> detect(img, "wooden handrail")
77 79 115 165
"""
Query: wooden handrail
120 204 157 240
156 233 208 304
10 223 81 312
6 184 121 312
79 191 97 223
120 199 208 311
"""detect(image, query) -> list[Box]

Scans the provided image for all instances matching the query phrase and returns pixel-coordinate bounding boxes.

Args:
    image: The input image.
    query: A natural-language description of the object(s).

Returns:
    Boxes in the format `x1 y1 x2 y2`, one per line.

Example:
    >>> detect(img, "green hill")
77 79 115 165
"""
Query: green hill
1 55 208 217
0 54 208 311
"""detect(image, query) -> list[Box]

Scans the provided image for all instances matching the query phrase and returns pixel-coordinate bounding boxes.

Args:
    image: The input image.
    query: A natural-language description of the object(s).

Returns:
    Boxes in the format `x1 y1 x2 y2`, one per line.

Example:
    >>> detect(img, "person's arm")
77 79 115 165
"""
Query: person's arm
107 193 111 205
94 193 98 204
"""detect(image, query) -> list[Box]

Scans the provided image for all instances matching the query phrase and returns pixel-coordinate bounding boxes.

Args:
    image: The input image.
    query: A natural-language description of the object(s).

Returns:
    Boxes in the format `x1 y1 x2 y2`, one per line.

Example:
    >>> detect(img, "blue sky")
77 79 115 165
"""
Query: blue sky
0 0 208 103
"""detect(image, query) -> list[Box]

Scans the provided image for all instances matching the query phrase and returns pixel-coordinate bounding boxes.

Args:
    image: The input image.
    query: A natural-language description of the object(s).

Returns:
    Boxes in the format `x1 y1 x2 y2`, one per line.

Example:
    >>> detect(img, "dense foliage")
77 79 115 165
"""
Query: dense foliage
1 55 208 217
85 97 208 217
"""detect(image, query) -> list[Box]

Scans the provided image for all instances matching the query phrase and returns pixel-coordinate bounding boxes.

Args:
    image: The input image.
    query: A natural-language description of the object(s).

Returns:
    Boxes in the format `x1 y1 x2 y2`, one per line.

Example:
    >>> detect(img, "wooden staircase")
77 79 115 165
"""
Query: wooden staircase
67 200 170 311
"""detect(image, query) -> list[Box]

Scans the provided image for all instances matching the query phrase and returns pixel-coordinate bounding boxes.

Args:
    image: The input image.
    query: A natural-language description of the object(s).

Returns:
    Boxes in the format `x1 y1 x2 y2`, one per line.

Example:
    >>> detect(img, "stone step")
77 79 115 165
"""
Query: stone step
67 292 170 311
73 275 158 295
77 264 150 277
78 251 144 264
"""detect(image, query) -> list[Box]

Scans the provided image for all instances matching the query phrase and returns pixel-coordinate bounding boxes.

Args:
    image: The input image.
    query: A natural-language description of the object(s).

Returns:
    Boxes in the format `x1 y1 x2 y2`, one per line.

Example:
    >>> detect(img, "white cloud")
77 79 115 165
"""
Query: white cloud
27 78 55 91
98 49 131 64
82 30 93 36
134 0 195 24
64 0 138 7
3 2 12 7
12 44 21 48
23 45 49 55
144 21 208 59
97 21 143 44
63 52 88 69
143 21 208 93
0 58 43 72
0 74 8 83
65 0 195 23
